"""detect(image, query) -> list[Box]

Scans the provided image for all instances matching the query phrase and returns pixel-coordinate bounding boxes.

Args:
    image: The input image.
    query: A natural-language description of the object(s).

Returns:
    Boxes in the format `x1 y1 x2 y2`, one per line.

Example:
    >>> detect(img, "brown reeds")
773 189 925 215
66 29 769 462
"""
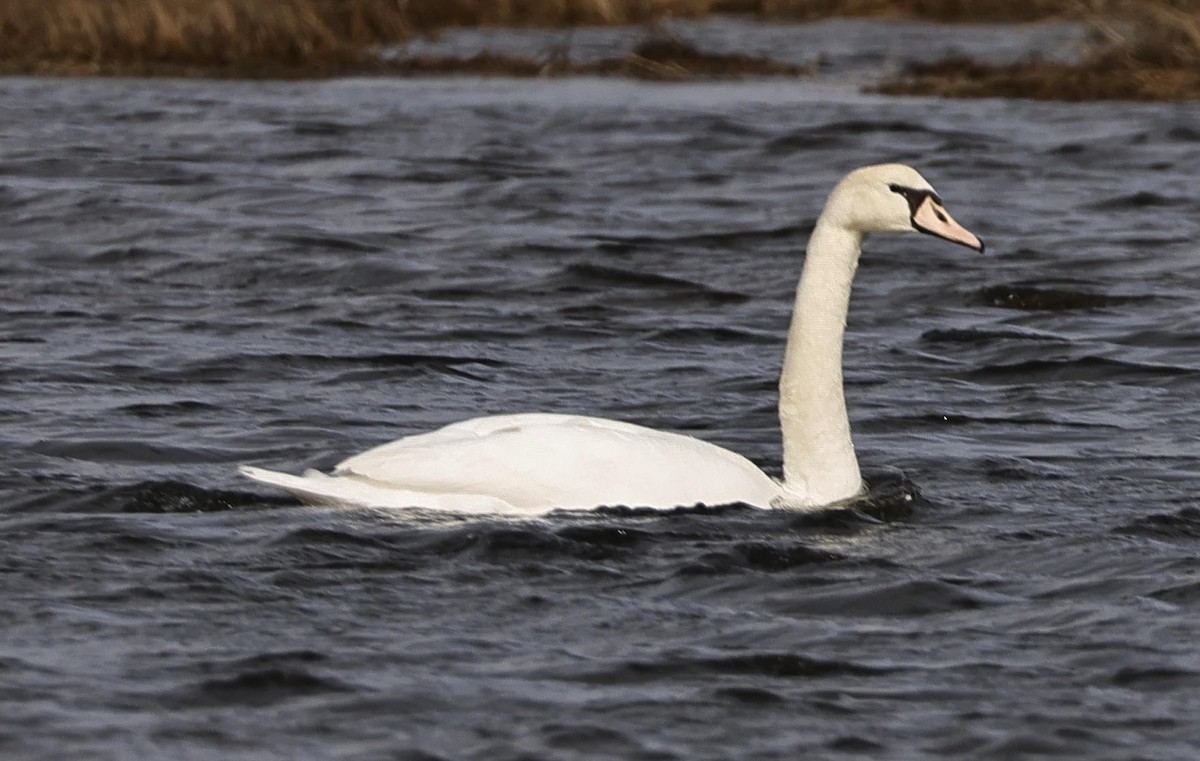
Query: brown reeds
0 0 803 78
0 0 1134 79
4 0 1200 96
876 1 1200 100
0 0 414 76
0 0 721 76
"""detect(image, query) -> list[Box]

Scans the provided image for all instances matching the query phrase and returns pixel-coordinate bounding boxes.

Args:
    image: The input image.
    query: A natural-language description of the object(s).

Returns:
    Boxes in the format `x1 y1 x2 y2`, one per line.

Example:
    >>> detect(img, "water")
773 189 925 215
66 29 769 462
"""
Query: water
3 20 1200 761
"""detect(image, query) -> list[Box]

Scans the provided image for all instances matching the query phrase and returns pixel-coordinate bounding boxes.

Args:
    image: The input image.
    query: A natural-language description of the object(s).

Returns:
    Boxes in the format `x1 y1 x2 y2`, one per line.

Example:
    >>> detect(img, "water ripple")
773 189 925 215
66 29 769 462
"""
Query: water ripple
1 34 1198 760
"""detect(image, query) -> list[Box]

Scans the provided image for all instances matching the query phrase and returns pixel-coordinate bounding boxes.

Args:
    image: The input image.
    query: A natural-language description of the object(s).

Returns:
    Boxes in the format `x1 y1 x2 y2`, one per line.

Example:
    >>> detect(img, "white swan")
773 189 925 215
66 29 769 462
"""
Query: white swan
240 164 982 514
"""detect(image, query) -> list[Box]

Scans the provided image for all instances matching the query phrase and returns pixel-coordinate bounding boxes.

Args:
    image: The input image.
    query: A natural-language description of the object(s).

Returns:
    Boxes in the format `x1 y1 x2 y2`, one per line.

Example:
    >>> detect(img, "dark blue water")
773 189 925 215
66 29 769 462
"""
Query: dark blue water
3 20 1200 760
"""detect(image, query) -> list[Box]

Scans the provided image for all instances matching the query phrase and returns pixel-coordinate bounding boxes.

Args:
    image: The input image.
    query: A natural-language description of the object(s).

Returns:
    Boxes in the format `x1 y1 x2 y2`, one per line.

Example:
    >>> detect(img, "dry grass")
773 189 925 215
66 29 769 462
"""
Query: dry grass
0 0 1155 78
0 0 719 76
4 0 1200 96
0 0 1093 76
0 0 413 76
877 1 1200 100
0 0 800 79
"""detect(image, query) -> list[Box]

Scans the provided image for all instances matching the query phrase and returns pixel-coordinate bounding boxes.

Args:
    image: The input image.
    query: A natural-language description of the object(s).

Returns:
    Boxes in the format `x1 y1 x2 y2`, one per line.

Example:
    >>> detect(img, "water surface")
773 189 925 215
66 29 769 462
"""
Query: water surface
2 22 1200 761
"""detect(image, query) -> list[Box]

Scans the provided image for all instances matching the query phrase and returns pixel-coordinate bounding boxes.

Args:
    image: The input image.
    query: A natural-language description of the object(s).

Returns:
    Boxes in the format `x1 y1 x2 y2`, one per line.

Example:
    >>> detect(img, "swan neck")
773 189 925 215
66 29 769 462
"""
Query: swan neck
777 220 864 506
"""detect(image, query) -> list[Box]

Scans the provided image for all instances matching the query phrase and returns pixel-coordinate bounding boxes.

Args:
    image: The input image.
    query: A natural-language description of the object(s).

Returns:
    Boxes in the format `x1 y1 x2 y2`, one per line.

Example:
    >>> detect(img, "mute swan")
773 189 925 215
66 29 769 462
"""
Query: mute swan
240 164 982 514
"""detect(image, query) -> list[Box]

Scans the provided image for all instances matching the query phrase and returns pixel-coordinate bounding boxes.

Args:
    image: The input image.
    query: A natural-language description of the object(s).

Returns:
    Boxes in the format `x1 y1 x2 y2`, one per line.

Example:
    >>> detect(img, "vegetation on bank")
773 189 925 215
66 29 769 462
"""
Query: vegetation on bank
877 1 1200 100
2 0 1200 98
391 36 808 81
0 0 411 77
0 0 832 78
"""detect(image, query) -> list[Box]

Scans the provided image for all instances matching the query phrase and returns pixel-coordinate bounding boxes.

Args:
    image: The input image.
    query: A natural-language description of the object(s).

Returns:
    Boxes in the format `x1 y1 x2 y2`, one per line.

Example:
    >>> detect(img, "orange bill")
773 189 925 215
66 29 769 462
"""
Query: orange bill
913 196 984 253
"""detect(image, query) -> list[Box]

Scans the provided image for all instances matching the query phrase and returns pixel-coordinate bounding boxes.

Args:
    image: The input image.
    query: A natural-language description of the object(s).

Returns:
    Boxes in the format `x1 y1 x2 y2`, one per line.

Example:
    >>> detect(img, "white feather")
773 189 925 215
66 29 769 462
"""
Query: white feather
240 164 980 514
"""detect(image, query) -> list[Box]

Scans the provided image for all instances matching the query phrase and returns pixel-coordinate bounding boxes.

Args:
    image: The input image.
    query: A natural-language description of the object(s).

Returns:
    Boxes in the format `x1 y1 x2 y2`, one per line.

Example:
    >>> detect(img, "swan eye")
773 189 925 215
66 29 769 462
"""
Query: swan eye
888 183 909 197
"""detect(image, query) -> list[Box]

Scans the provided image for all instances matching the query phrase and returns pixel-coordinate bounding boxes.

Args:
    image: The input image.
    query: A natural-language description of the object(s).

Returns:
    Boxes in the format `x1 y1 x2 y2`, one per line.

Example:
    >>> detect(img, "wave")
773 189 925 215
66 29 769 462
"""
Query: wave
1114 507 1200 540
967 356 1196 384
974 284 1150 311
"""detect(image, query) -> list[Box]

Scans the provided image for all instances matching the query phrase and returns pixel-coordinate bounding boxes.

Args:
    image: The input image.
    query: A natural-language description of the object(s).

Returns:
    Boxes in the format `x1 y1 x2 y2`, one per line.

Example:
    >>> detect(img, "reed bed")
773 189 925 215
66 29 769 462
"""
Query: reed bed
0 0 1096 77
0 0 414 76
3 0 1200 98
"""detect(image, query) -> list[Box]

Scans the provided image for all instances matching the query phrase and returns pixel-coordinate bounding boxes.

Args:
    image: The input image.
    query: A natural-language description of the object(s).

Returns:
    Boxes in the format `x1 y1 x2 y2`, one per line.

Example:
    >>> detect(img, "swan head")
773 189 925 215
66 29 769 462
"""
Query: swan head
825 164 984 252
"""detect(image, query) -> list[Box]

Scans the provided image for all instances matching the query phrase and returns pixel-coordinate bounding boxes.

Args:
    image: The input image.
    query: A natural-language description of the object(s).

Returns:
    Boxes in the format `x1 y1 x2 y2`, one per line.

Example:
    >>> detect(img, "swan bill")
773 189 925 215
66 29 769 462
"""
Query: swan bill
911 195 984 253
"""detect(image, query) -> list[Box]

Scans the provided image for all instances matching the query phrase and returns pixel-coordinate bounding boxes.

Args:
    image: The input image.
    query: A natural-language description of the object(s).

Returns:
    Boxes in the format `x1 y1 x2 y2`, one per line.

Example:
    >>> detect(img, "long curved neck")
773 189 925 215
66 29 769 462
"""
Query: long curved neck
777 219 864 506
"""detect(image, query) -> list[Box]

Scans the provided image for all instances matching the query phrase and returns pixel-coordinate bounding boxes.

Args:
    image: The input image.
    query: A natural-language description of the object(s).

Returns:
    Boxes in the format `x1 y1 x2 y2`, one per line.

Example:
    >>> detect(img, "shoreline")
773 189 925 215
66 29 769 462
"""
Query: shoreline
4 1 1200 100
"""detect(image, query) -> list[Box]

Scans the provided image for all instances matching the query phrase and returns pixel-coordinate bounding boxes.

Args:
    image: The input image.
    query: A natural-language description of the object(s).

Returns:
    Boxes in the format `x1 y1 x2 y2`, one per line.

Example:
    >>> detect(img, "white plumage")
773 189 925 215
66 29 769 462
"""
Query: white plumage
241 164 983 514
242 413 778 512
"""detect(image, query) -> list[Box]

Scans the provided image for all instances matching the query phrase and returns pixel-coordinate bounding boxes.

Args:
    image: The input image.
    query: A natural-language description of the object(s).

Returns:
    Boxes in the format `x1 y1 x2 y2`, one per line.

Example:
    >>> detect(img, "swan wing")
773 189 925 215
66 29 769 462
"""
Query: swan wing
237 465 515 513
324 413 779 512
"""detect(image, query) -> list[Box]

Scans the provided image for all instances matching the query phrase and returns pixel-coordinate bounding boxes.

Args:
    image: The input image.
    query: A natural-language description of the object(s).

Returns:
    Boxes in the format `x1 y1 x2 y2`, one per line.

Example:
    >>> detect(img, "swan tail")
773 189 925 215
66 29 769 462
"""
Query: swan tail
238 465 515 513
238 465 370 507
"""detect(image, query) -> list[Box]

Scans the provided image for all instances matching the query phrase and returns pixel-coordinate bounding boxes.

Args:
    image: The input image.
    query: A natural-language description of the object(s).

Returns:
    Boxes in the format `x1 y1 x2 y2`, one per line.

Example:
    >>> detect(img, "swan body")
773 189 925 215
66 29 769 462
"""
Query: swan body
241 164 982 514
242 413 779 513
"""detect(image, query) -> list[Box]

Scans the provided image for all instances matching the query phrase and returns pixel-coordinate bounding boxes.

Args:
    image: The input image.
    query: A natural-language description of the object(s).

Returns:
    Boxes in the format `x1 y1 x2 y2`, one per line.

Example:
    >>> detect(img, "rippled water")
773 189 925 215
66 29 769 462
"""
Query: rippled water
3 21 1200 761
